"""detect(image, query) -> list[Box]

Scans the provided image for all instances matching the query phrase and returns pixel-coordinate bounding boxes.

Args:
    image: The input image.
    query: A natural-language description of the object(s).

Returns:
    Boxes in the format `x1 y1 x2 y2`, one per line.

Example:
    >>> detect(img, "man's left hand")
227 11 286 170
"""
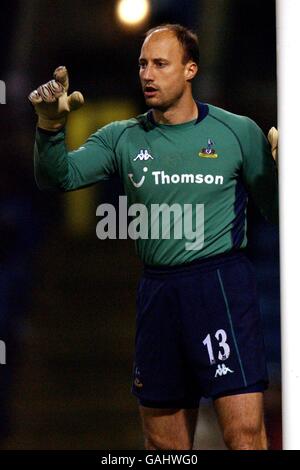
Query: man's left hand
268 127 278 161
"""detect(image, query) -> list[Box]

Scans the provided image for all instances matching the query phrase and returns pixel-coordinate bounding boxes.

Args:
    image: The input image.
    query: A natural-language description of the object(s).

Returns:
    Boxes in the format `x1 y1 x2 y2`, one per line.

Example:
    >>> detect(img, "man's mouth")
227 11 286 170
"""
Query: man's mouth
144 85 158 98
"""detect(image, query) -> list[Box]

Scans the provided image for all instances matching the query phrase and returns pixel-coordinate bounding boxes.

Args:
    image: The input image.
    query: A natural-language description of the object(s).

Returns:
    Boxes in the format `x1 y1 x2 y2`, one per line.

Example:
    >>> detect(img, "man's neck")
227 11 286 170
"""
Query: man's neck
152 95 198 125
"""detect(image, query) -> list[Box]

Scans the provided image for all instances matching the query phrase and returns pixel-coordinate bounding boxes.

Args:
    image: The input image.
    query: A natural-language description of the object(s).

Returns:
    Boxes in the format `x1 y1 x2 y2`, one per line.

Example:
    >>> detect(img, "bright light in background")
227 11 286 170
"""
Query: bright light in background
116 0 151 26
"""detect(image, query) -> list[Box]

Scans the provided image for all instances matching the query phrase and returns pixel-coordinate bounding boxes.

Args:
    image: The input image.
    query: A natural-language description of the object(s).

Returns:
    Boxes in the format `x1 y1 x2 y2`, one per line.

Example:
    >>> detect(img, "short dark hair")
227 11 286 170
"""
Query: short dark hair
145 24 199 66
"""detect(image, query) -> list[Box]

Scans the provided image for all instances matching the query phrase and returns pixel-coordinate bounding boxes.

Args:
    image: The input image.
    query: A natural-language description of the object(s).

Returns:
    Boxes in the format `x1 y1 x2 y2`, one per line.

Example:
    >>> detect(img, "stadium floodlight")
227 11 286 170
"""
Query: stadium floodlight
116 0 150 27
277 0 300 450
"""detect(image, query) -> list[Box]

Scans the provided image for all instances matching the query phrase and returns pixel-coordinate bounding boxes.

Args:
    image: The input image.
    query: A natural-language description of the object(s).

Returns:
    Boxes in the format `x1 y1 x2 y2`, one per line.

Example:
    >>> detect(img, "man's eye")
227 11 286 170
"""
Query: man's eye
139 63 146 68
157 62 166 67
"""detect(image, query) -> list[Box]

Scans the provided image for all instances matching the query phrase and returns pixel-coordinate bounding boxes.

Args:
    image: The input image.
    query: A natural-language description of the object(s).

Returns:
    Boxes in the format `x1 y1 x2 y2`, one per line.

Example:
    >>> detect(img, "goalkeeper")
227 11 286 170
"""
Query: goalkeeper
29 24 278 450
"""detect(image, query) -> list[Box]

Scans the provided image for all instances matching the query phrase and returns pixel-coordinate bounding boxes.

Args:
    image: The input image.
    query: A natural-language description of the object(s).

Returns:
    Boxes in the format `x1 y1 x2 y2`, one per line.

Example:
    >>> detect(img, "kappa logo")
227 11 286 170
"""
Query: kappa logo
133 149 154 161
214 364 234 378
199 138 218 158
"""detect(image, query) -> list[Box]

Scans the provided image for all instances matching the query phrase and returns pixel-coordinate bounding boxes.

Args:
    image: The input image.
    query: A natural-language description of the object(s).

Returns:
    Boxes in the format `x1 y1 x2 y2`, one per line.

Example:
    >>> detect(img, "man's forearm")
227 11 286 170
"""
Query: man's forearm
34 127 70 191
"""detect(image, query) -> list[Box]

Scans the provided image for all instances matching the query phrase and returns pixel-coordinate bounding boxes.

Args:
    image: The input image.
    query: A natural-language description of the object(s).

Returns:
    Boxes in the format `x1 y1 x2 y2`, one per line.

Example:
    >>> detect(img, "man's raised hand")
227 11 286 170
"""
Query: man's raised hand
28 66 84 131
268 127 278 162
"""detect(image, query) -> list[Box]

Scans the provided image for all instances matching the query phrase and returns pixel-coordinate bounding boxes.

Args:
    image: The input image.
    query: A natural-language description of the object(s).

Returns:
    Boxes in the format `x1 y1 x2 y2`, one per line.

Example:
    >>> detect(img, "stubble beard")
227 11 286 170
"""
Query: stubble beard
145 88 185 112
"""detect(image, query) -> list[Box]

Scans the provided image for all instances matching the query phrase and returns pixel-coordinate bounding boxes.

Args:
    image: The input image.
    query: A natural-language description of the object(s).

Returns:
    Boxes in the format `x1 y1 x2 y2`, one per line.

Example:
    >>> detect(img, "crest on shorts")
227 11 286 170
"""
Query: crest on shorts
199 139 218 158
133 366 144 388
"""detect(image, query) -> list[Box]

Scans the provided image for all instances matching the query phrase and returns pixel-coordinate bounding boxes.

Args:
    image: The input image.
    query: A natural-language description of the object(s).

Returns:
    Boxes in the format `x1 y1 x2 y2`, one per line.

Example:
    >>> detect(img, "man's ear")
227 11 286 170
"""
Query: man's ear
185 61 198 81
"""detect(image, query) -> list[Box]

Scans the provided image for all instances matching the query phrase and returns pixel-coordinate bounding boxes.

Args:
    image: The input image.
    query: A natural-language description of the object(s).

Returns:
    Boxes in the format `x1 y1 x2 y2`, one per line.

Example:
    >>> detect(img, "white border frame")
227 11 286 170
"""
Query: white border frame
277 0 300 450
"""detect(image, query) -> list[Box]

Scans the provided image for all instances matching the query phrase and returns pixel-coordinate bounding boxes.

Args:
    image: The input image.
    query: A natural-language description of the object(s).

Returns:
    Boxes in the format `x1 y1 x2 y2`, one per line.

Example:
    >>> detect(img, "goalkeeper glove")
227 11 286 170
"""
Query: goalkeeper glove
28 66 84 131
268 126 278 161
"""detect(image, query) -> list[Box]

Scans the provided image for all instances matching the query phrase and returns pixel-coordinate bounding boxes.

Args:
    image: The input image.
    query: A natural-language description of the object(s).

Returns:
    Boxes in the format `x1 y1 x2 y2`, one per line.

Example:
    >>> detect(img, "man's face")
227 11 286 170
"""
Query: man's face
139 30 194 110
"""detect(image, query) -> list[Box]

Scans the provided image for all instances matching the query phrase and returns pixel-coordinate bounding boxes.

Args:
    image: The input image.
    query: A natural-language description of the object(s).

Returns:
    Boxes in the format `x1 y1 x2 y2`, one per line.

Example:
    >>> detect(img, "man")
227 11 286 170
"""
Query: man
29 24 278 450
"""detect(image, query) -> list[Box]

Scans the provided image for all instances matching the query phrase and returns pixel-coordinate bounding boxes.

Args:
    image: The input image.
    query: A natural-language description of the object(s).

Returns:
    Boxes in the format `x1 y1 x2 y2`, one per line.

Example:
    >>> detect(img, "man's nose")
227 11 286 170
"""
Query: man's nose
141 65 154 81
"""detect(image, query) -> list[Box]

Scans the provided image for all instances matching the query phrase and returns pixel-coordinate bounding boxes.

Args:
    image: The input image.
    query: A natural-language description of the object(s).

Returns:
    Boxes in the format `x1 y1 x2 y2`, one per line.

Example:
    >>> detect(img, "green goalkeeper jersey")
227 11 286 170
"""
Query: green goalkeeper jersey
34 102 278 266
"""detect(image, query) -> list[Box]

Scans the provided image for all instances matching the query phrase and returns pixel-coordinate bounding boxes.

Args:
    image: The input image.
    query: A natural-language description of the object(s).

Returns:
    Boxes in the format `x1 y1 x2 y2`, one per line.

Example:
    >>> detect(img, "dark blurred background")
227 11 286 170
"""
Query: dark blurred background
0 0 280 449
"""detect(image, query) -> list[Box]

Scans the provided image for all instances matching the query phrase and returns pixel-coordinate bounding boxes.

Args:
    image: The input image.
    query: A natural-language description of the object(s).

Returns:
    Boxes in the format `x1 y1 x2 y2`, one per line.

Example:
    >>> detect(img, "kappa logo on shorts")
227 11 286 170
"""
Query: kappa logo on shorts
214 364 234 378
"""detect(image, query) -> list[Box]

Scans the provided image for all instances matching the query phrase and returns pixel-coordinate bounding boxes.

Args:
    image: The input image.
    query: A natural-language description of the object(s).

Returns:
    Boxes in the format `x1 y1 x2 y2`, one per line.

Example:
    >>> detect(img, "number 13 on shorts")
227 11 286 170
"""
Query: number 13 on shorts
202 329 231 365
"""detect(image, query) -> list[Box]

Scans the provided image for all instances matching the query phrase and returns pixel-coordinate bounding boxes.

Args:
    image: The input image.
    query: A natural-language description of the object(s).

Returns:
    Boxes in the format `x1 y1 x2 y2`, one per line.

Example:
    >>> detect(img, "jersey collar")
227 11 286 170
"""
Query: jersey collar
146 101 209 127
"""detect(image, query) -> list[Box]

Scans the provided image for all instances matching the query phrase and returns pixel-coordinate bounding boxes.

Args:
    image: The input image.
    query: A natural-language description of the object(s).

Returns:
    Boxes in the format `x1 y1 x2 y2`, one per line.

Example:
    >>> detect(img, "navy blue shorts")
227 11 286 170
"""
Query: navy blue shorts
132 250 268 408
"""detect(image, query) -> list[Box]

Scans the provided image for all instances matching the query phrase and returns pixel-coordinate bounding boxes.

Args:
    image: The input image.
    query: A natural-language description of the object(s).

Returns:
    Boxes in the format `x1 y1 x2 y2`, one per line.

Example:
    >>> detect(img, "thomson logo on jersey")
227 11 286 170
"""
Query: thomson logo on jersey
128 168 224 188
133 149 154 161
214 364 234 377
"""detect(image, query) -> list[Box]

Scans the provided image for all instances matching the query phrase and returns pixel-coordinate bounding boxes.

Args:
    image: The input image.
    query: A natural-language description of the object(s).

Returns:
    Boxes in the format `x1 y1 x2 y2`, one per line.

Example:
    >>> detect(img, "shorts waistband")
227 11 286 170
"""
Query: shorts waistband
143 250 247 277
